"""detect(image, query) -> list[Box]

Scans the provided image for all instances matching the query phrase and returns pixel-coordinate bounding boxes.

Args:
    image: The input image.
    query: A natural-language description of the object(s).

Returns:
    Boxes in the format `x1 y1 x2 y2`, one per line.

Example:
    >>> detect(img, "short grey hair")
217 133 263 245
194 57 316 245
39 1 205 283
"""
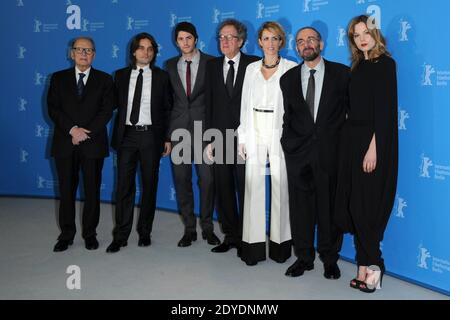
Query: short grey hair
218 19 247 46
70 36 96 51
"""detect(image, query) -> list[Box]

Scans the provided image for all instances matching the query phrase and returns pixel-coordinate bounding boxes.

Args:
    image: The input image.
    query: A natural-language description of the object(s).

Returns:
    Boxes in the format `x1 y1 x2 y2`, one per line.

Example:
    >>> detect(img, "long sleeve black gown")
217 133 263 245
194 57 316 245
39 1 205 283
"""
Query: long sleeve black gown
335 54 398 269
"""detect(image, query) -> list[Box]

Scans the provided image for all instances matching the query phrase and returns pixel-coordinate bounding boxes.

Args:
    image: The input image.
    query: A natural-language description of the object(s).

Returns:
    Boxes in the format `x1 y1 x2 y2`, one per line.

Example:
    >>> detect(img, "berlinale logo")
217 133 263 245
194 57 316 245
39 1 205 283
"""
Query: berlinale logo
170 13 177 28
399 19 411 42
303 0 311 12
336 27 346 47
20 149 29 163
398 108 409 130
256 1 265 19
18 45 26 59
212 8 220 24
198 41 206 52
394 195 407 218
422 64 435 86
170 186 176 201
287 34 294 51
419 154 433 178
112 44 119 59
127 16 135 30
35 72 46 86
35 124 45 137
34 19 42 32
417 244 431 269
18 97 27 111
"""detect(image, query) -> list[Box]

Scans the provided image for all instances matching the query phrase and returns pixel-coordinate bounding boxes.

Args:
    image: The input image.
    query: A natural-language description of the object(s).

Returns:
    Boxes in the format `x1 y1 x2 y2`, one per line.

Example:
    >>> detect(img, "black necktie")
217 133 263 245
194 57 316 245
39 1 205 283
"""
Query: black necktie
130 68 143 125
186 60 192 98
306 69 316 119
225 60 235 97
77 73 85 96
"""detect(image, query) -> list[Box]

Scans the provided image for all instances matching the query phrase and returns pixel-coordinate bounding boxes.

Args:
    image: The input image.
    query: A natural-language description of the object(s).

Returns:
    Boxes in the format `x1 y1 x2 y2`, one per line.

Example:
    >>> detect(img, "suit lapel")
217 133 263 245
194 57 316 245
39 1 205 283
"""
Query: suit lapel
316 60 332 123
297 62 306 104
190 52 206 98
232 52 247 99
123 67 132 106
169 57 187 100
150 67 158 110
69 68 79 99
118 67 132 125
218 56 227 96
80 67 97 100
291 63 314 121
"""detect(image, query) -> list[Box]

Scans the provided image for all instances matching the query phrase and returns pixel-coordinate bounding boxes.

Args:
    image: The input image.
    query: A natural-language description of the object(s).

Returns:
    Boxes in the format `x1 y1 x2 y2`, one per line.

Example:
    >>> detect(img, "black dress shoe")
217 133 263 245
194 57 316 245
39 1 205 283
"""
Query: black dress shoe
244 259 257 266
324 263 341 279
138 236 151 247
85 237 99 250
177 233 197 247
53 240 73 252
202 232 221 245
106 240 127 253
285 259 314 277
211 242 236 253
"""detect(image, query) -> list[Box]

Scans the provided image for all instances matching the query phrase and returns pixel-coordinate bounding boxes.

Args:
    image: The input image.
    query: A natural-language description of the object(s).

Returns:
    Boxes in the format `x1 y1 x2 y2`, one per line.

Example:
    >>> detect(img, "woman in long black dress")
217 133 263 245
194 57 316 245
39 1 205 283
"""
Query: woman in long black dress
336 15 398 293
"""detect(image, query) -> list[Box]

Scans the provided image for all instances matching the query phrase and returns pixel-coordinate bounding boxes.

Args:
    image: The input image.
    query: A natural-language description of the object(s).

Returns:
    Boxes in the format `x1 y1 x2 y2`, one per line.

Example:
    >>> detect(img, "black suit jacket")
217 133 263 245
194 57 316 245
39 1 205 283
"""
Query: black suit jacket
47 67 114 158
111 66 172 150
205 52 260 132
165 51 214 137
280 59 350 174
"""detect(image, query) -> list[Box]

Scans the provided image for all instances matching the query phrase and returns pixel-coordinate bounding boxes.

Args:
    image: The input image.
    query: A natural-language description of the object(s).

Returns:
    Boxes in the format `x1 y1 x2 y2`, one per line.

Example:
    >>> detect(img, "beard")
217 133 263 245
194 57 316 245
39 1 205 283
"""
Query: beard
301 46 320 61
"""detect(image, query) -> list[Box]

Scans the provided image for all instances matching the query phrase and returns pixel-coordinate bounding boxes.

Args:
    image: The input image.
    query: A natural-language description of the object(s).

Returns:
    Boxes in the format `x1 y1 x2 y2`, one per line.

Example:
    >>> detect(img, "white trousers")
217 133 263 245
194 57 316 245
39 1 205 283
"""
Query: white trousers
242 110 291 246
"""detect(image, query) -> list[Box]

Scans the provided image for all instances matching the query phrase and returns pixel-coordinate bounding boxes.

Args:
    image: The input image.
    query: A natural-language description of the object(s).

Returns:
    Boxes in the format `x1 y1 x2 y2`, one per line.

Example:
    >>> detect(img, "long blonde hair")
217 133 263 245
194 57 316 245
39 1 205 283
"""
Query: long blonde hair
347 15 390 70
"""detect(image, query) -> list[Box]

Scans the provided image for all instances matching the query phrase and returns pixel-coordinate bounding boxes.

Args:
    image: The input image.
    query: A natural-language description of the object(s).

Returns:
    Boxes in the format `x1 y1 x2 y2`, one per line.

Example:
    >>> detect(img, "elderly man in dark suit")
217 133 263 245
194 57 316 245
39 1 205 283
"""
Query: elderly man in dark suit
280 27 349 279
106 32 172 253
205 19 260 255
48 36 114 252
165 22 220 248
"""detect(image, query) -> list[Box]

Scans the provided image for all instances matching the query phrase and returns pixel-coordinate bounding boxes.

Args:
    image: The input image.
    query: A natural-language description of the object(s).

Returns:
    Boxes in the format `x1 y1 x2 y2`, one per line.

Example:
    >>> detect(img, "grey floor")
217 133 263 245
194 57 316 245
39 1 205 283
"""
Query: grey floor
0 197 448 300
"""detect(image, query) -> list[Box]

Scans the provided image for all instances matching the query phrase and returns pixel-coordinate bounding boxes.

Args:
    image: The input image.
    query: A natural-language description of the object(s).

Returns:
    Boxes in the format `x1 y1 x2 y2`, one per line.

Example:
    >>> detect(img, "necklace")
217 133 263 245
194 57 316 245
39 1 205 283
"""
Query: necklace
262 56 280 69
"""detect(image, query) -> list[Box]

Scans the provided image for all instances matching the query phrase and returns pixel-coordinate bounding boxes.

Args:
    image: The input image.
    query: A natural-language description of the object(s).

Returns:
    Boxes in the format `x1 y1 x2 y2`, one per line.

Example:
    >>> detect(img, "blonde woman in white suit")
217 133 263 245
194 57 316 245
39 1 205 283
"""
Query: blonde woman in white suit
238 21 297 266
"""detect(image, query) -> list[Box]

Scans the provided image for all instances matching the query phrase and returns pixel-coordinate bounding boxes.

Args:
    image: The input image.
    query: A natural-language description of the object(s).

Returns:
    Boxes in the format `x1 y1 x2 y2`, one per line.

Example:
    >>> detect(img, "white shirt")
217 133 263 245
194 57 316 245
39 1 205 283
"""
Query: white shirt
301 57 325 122
69 67 92 134
75 66 90 85
251 60 282 111
223 52 241 85
177 49 200 95
238 57 297 145
126 65 152 125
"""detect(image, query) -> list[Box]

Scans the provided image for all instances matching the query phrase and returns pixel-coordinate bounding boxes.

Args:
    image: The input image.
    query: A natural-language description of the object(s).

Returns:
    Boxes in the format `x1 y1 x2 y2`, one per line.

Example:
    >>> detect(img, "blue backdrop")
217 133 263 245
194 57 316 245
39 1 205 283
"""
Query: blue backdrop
1 0 449 295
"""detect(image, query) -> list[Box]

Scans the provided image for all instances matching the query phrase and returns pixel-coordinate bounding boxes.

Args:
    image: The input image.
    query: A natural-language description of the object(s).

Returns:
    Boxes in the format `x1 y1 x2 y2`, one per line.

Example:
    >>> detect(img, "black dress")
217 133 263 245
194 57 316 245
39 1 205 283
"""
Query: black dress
335 54 398 268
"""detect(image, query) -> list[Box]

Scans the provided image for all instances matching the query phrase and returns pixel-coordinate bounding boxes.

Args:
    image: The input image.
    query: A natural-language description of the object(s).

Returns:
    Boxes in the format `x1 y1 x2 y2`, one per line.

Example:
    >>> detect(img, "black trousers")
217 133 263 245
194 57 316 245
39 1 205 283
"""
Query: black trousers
285 153 343 266
171 141 214 235
54 149 104 241
214 138 245 245
113 127 163 242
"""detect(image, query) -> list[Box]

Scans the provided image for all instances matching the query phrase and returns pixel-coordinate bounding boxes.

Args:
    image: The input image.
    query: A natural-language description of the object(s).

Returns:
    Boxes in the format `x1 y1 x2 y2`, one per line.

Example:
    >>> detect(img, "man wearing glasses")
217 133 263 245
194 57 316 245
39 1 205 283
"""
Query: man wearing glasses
280 27 350 279
48 37 114 252
204 19 259 256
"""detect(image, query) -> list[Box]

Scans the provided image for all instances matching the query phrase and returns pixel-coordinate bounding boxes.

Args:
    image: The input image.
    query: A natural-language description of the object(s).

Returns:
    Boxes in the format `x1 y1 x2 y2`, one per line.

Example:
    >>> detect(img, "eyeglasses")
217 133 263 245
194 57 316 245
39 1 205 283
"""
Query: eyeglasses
296 37 319 46
72 47 95 55
261 36 281 42
218 34 239 42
